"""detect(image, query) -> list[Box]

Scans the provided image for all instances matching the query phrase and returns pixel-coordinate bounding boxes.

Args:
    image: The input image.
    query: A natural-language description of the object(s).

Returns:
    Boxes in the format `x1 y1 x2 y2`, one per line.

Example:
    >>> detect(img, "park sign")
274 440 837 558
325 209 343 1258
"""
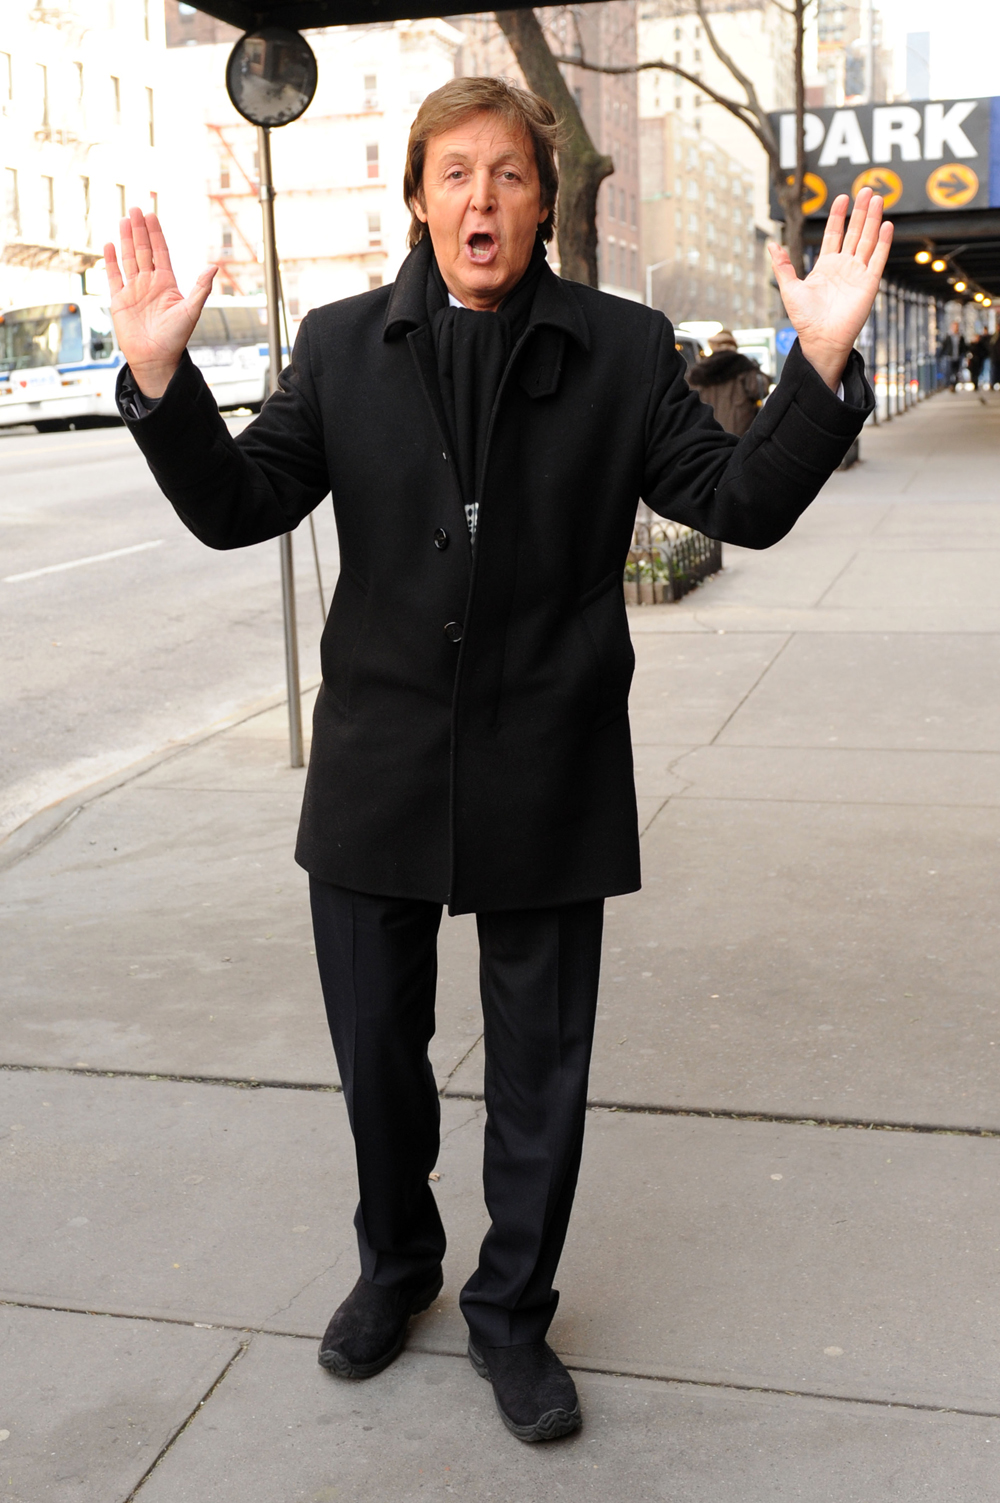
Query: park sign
768 98 1000 219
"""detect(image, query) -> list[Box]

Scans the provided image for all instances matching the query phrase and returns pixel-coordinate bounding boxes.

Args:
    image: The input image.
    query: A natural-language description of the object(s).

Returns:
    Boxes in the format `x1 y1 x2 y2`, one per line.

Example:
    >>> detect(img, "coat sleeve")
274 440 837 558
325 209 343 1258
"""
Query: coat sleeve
115 314 330 550
642 320 874 549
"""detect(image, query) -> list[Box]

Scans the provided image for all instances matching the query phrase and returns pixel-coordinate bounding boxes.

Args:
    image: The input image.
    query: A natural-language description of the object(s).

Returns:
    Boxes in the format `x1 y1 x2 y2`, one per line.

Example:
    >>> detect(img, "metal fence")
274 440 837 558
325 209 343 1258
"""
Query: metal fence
625 509 723 605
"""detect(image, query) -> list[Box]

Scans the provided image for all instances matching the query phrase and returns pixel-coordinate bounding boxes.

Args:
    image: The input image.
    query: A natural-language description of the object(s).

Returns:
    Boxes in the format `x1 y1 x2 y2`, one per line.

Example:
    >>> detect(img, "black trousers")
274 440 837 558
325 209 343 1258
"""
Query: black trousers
309 877 604 1348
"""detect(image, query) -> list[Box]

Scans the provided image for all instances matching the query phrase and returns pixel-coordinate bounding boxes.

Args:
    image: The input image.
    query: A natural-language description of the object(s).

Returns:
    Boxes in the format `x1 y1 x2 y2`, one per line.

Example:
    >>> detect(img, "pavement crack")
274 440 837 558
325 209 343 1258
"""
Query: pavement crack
439 1032 484 1096
262 1247 349 1328
123 1336 250 1500
708 633 794 746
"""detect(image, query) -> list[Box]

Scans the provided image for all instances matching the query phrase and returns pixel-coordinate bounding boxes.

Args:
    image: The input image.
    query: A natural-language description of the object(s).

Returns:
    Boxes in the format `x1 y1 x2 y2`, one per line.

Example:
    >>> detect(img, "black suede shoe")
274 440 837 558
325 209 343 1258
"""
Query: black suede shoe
468 1339 582 1442
318 1270 443 1379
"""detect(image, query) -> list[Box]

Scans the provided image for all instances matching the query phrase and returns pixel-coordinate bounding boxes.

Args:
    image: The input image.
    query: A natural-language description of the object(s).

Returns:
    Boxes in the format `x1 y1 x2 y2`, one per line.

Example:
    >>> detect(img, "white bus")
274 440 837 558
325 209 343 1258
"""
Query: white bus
0 294 271 431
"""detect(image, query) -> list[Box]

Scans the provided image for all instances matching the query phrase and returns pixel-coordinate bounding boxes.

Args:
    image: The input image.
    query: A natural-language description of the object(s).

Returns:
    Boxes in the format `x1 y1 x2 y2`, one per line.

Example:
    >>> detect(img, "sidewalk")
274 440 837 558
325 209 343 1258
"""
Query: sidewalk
3 391 1000 1500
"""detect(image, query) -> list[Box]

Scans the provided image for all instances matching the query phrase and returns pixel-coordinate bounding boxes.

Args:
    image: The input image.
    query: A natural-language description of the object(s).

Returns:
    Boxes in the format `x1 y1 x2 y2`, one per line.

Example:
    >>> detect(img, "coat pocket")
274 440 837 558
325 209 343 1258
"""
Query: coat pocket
320 562 369 714
579 571 635 728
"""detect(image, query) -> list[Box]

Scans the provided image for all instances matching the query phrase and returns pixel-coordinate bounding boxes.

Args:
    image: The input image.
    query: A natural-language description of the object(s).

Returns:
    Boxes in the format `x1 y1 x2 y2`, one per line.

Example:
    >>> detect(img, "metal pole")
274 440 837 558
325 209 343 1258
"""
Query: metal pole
257 123 304 770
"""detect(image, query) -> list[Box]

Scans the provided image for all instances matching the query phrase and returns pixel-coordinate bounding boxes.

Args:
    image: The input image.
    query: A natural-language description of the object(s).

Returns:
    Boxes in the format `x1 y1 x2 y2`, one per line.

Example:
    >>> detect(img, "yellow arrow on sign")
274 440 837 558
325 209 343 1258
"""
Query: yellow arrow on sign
926 162 979 209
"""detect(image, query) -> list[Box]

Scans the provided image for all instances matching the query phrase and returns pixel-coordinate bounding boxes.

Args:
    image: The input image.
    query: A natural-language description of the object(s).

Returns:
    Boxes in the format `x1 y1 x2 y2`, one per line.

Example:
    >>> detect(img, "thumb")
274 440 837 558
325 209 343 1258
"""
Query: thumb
185 264 218 321
767 241 799 299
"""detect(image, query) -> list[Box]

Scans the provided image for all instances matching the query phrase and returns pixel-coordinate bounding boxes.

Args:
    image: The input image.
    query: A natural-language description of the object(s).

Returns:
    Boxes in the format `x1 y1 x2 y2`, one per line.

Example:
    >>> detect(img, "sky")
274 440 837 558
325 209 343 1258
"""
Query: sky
877 0 1000 100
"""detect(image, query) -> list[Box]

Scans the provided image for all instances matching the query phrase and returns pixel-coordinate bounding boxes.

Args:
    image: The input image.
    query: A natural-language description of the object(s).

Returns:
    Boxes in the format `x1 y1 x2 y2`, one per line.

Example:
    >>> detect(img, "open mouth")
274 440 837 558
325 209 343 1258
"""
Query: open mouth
466 232 498 264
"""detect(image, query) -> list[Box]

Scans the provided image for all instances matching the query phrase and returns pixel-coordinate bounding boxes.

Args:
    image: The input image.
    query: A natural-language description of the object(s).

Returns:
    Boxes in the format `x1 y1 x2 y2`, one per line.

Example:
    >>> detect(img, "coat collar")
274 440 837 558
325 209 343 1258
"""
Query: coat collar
383 236 590 354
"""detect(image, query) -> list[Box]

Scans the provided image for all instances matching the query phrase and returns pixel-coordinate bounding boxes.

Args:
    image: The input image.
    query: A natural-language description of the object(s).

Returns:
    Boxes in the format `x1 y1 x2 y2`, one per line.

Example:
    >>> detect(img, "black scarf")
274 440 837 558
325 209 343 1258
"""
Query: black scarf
427 237 548 534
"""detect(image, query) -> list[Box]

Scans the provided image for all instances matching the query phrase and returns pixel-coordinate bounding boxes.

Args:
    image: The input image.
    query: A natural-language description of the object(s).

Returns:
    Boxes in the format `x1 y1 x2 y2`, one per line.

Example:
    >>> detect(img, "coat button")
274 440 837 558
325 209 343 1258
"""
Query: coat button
444 621 463 643
433 527 449 550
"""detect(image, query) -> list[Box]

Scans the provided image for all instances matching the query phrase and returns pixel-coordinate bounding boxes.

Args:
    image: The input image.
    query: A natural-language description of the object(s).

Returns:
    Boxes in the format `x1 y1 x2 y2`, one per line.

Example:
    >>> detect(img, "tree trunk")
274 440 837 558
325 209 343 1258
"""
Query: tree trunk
781 0 807 278
494 9 613 286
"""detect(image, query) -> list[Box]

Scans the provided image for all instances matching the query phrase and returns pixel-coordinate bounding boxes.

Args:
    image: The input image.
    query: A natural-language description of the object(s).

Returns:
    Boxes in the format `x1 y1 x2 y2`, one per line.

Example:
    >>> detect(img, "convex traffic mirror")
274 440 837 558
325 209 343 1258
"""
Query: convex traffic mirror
226 26 318 127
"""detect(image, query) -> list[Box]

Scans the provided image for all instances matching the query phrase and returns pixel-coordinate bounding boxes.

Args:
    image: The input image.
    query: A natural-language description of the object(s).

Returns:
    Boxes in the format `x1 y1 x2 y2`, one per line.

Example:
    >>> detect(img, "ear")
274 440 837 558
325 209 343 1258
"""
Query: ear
412 193 428 225
537 203 550 226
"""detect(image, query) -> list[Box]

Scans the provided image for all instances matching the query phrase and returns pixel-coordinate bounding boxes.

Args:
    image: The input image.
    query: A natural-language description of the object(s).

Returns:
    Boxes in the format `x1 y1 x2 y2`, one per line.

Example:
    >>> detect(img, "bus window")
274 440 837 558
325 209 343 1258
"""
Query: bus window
221 306 267 345
188 308 229 348
88 305 115 360
0 304 84 369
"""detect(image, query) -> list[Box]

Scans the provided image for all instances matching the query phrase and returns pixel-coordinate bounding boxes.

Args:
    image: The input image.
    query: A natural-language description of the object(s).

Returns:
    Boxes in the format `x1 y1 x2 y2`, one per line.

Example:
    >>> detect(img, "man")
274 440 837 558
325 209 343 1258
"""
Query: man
685 328 771 436
106 76 889 1443
938 319 967 390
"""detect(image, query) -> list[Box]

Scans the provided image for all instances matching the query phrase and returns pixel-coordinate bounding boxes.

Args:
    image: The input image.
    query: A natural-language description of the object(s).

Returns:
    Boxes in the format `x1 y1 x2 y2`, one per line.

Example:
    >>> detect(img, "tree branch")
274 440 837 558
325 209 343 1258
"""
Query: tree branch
551 54 775 161
693 0 775 157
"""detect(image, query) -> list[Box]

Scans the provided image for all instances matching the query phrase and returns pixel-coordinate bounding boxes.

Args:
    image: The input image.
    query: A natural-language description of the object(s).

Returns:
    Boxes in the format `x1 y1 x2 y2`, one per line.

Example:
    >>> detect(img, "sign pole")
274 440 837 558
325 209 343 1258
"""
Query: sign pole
257 122 304 770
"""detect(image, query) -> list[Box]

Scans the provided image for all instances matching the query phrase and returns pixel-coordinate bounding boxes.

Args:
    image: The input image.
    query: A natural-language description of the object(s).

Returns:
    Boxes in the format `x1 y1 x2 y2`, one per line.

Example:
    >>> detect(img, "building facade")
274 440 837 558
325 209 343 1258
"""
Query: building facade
454 5 642 301
640 111 764 326
163 8 464 318
0 0 169 309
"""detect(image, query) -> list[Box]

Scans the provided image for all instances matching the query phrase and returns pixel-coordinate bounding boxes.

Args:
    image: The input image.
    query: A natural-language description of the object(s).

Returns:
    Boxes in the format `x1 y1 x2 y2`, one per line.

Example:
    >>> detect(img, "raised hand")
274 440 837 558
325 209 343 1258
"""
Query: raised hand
768 187 893 391
104 208 218 398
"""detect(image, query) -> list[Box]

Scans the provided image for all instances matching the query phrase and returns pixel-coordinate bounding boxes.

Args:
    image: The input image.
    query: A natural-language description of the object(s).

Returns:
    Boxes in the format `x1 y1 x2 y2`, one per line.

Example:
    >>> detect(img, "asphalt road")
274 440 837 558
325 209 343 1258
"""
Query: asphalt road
0 418 339 840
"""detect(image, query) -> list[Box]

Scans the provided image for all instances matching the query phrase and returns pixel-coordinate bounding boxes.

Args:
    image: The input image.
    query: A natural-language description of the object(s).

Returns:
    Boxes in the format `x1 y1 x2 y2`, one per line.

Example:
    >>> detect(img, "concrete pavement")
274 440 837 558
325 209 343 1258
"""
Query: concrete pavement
3 390 1000 1499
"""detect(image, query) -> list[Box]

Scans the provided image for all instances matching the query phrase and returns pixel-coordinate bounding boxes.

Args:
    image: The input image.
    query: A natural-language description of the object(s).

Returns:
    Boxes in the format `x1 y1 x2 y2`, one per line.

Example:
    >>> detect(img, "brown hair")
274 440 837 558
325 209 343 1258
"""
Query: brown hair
403 76 560 249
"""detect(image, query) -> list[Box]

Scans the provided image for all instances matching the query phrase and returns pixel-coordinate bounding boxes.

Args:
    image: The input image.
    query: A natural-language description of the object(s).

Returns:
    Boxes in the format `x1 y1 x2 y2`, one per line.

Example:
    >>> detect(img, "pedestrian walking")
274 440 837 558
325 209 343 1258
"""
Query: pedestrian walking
938 320 967 389
685 329 771 436
105 76 890 1444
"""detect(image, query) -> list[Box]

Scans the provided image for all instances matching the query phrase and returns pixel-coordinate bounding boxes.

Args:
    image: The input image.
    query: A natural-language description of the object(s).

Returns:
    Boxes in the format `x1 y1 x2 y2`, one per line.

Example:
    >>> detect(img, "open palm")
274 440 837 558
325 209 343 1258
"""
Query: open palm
105 208 218 397
769 188 893 390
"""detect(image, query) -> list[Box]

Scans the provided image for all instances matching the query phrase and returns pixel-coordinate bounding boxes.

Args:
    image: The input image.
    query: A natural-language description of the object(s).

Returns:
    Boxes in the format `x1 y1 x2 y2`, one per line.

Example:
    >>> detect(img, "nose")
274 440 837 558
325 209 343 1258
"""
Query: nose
470 167 496 215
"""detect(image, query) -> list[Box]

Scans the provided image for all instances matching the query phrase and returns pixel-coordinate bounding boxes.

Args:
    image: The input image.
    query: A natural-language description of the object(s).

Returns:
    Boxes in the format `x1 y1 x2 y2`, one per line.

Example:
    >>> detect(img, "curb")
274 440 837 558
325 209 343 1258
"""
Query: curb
0 676 320 875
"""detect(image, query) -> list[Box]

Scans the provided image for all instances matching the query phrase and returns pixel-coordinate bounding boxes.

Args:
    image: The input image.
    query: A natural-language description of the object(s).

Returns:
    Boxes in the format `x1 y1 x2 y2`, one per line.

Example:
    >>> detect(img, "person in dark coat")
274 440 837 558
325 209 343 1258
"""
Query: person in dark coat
938 320 968 389
685 329 771 436
105 77 890 1443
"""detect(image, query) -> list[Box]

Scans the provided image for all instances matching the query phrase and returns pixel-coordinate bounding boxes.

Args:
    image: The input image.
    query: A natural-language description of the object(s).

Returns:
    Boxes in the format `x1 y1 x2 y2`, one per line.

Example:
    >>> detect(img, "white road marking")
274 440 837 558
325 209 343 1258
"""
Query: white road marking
4 539 164 583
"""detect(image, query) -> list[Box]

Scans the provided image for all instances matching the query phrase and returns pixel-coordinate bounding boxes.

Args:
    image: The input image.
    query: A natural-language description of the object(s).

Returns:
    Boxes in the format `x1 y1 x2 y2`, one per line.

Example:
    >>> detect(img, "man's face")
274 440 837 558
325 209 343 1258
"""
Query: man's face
951 321 960 334
414 111 549 311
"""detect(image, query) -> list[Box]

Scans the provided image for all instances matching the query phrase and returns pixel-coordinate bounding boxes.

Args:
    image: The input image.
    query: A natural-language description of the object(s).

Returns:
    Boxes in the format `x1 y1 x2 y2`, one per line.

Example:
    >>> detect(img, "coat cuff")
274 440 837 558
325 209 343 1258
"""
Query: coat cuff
115 352 222 460
754 339 873 479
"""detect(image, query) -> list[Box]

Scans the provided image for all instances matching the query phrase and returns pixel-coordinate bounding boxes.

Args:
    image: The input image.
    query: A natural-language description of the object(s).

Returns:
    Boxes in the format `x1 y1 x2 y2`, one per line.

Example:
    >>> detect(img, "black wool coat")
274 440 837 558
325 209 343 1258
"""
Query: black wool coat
119 239 873 913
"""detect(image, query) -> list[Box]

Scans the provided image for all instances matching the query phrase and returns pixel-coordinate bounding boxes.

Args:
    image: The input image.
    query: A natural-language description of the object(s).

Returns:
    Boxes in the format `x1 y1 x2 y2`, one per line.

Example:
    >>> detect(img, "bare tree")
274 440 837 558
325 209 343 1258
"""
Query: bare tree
494 9 613 286
550 0 812 276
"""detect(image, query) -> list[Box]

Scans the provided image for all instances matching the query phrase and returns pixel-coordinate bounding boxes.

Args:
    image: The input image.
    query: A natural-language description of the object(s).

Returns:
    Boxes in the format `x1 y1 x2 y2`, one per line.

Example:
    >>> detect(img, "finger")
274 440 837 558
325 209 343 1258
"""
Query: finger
820 194 849 256
130 207 154 272
104 243 124 297
855 194 884 263
842 186 872 256
145 213 174 279
867 220 894 283
119 215 138 280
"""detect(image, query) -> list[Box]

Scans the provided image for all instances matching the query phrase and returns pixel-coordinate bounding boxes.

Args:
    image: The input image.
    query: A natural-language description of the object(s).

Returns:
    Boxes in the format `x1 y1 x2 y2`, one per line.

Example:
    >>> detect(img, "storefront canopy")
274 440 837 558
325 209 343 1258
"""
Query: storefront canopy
184 0 528 29
769 99 1000 303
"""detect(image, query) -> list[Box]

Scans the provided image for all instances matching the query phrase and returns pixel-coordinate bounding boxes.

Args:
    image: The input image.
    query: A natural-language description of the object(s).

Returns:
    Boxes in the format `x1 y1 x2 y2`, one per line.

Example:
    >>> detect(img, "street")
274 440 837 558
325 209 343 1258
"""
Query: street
0 418 339 839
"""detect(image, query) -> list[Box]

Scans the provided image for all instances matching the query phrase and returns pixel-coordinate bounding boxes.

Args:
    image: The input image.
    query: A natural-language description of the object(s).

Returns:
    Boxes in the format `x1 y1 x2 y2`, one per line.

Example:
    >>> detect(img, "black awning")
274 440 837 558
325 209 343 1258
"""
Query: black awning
806 207 1000 301
183 0 528 29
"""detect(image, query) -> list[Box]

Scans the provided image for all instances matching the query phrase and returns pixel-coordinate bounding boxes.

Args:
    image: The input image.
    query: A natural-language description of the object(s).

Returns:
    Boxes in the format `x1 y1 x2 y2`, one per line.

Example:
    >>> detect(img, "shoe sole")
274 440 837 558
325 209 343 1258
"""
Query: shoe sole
318 1271 443 1380
467 1340 582 1443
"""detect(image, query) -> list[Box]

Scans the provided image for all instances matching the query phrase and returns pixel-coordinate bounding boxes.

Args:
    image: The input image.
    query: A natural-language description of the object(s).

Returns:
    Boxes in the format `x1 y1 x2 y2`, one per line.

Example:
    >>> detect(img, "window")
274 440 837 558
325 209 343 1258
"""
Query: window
694 49 702 62
74 61 84 103
363 72 377 108
36 64 49 130
686 178 698 199
368 272 383 290
4 167 19 236
367 211 381 247
707 253 716 272
674 208 682 231
220 166 230 190
366 142 379 179
117 183 126 218
630 249 637 288
706 221 715 242
673 25 681 40
111 75 121 125
706 191 715 210
0 52 11 106
619 188 626 221
80 176 90 243
146 87 154 146
42 175 56 240
674 50 681 64
573 86 582 111
687 212 698 233
630 194 636 228
221 228 233 256
149 190 157 215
